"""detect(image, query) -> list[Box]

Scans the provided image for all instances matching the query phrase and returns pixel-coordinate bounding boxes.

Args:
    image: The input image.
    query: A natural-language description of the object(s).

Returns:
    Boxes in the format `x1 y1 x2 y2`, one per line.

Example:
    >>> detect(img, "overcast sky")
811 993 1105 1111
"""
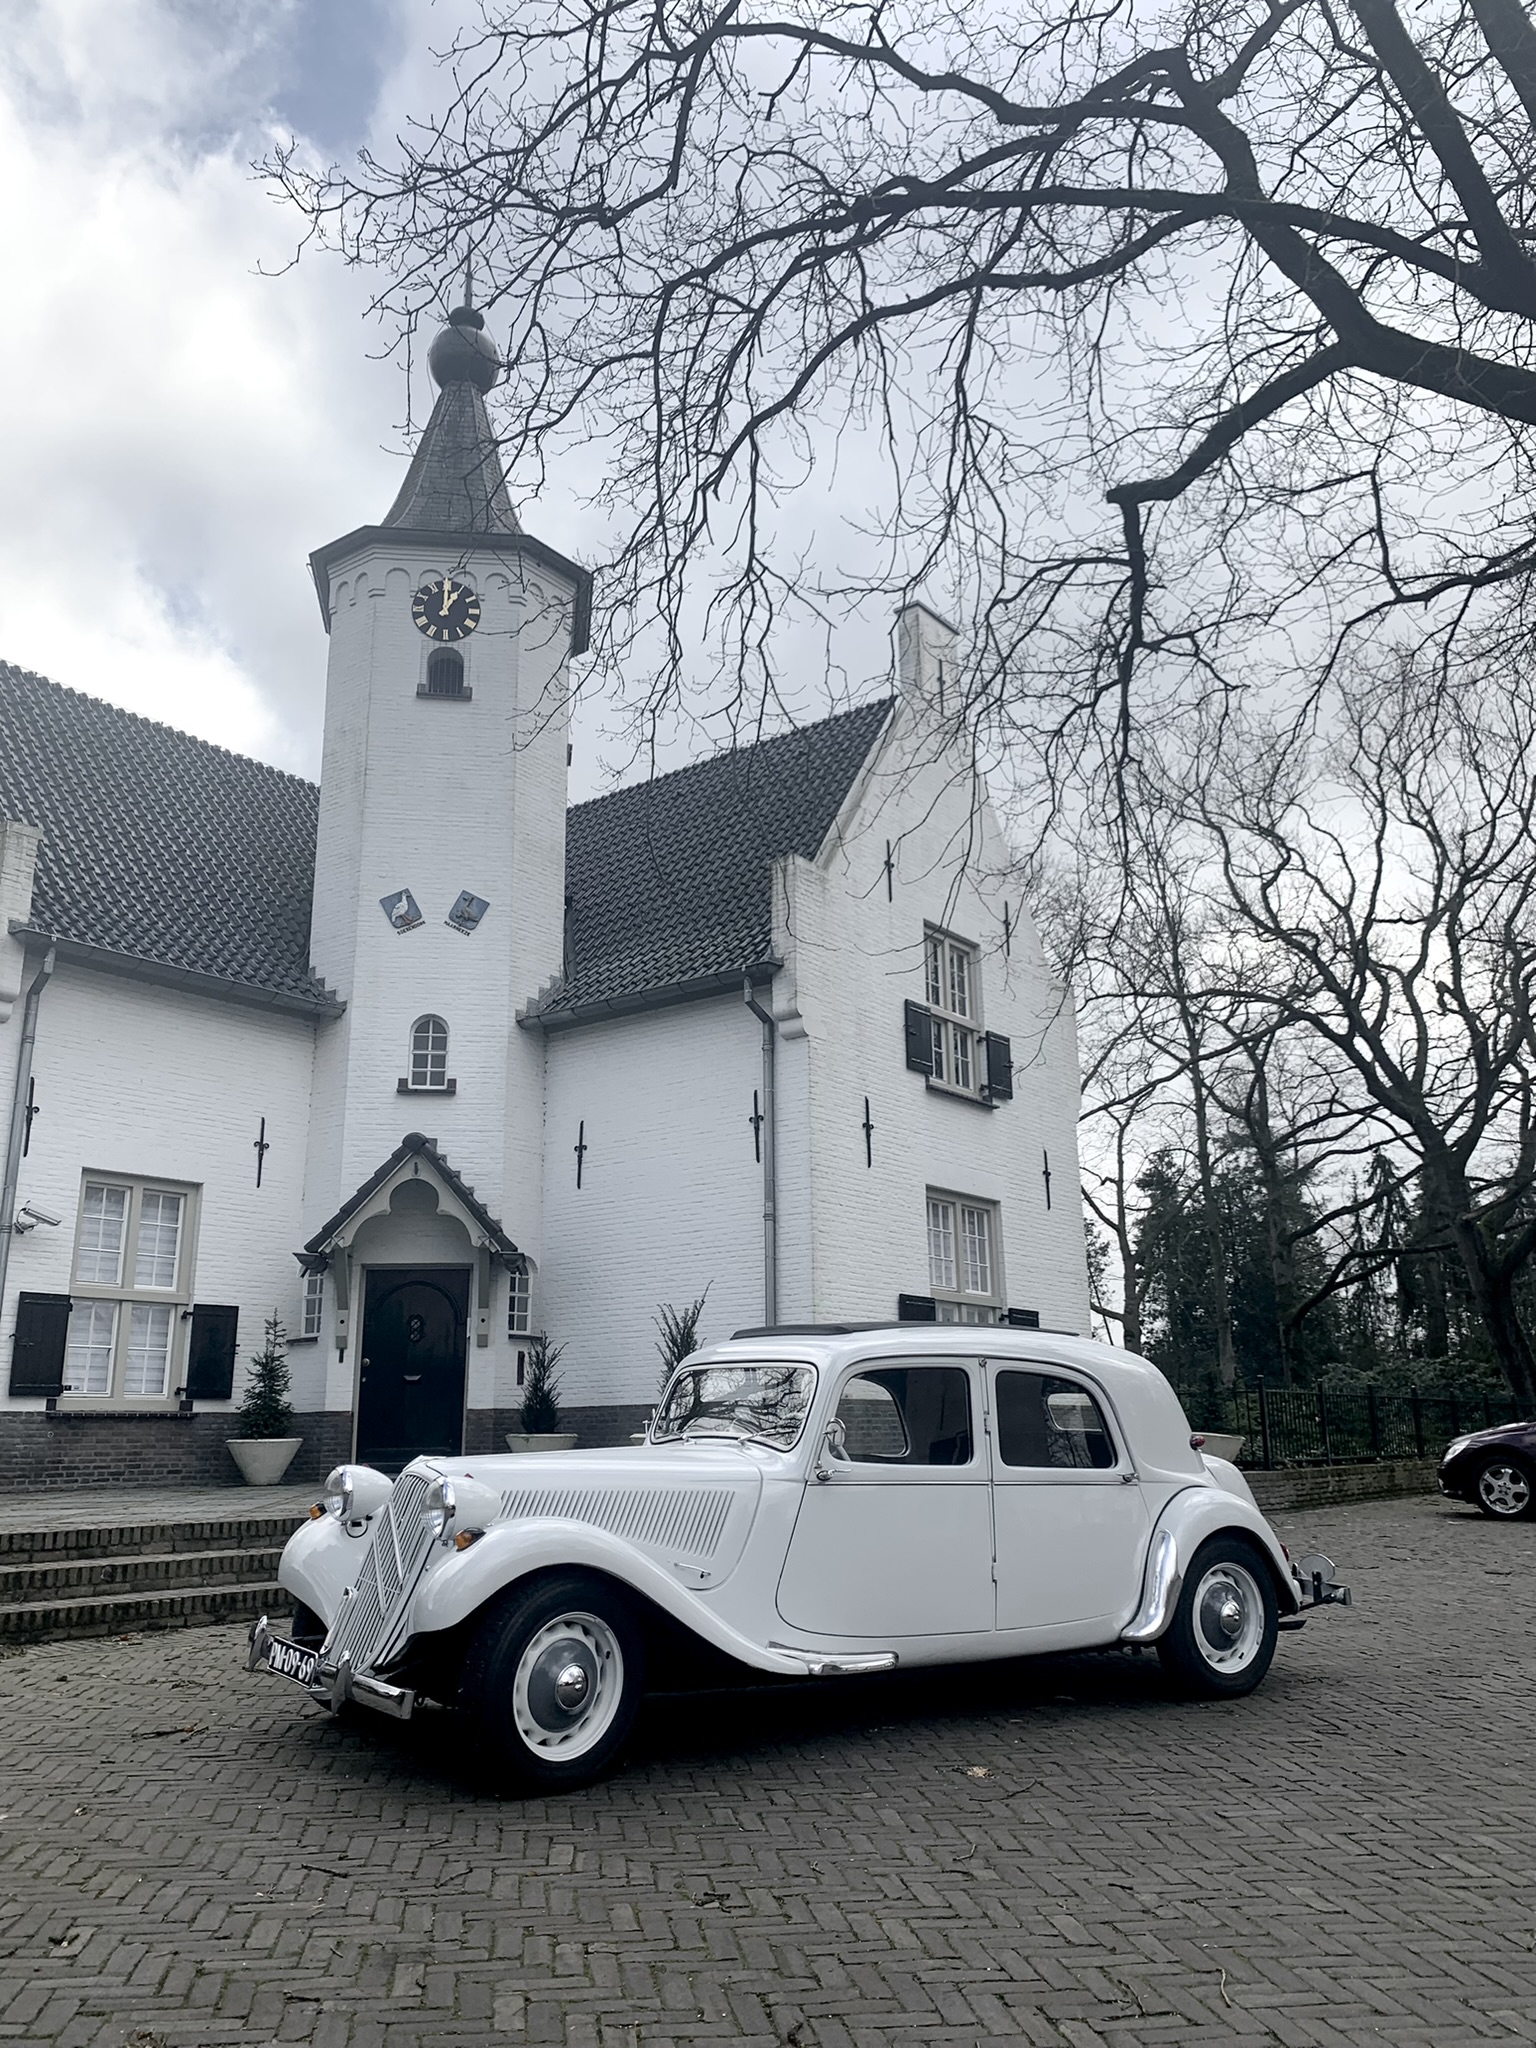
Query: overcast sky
0 0 662 792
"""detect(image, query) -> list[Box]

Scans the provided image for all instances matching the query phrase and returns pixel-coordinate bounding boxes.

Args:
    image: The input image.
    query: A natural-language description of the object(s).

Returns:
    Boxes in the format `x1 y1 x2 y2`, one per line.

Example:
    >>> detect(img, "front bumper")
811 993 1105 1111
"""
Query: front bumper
1289 1553 1352 1612
247 1613 417 1722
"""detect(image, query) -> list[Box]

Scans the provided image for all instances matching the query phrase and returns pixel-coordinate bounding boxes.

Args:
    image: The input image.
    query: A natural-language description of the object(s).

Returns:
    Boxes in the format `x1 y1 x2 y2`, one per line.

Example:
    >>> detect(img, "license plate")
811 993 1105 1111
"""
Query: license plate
265 1635 320 1687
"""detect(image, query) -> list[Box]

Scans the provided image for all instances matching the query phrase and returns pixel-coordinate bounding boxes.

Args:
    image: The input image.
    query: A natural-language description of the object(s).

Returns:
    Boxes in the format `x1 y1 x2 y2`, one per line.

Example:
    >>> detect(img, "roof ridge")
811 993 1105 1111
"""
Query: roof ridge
569 696 894 820
0 661 320 795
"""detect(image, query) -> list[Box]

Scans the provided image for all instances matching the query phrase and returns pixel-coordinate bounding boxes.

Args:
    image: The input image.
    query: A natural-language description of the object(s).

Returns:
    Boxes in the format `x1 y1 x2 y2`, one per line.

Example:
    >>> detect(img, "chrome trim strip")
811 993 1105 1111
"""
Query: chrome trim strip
1121 1527 1181 1642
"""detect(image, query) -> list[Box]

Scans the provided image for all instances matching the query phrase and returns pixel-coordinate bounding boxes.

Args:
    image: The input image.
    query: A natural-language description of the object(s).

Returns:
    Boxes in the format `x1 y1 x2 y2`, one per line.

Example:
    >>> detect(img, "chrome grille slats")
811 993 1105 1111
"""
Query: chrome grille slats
496 1485 735 1562
322 1469 436 1674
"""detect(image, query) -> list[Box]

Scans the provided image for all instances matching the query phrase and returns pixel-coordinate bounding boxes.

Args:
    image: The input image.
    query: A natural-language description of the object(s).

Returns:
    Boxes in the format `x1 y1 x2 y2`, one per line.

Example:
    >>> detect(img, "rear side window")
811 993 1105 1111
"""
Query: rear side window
835 1366 973 1466
995 1371 1116 1470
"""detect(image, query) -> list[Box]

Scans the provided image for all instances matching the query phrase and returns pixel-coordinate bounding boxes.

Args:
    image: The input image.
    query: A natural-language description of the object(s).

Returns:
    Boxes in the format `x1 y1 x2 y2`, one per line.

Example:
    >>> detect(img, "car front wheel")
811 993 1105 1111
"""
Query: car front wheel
1473 1454 1536 1520
1156 1536 1279 1698
458 1571 646 1794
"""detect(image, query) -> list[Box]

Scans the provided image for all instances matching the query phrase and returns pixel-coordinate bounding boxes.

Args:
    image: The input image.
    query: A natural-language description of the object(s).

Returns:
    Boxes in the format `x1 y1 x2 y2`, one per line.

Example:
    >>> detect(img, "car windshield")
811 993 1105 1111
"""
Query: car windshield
652 1364 817 1450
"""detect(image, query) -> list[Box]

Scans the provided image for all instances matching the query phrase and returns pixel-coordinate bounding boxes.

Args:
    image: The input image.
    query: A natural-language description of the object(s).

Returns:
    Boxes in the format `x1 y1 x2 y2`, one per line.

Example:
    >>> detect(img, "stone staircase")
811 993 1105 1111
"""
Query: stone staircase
0 1509 304 1643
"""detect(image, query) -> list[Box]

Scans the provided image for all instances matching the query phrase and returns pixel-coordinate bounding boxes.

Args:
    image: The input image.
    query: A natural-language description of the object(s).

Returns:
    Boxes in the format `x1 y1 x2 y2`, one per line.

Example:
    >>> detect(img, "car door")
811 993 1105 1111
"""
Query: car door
776 1359 995 1637
988 1364 1150 1634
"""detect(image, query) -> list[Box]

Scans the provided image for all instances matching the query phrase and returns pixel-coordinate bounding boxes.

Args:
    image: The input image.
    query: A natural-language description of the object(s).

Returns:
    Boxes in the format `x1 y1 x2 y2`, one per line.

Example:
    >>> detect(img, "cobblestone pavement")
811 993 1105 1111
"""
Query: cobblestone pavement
0 1493 1532 2048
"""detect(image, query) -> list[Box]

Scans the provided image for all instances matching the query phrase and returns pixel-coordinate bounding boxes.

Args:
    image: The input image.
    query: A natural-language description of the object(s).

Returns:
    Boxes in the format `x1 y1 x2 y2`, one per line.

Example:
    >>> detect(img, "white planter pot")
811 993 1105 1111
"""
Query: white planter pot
1200 1432 1246 1464
227 1437 303 1486
504 1432 578 1453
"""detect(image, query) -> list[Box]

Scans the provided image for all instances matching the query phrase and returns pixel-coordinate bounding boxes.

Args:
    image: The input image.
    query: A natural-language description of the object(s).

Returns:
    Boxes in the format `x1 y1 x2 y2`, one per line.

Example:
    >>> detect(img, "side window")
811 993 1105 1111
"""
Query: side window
995 1371 1117 1470
835 1365 973 1466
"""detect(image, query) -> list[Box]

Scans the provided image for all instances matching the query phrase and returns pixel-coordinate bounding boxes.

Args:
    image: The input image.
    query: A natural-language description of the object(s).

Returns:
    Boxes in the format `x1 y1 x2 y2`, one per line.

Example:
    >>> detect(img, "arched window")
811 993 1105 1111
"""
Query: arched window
424 648 466 697
409 1015 449 1090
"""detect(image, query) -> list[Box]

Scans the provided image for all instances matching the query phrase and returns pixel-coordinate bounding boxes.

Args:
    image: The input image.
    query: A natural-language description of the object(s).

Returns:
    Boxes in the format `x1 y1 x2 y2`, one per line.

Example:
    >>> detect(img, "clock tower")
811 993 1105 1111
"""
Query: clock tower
299 298 590 1452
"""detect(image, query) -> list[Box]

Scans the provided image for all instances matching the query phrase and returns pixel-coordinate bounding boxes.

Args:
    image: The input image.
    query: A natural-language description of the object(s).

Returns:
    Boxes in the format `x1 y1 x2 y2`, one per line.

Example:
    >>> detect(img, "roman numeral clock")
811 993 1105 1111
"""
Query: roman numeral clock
411 575 481 642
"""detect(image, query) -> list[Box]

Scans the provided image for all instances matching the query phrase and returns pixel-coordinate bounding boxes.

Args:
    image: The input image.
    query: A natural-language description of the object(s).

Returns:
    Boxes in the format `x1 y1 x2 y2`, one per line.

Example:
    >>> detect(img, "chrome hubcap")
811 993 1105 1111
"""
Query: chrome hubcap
511 1613 623 1759
1478 1462 1530 1516
1191 1562 1265 1673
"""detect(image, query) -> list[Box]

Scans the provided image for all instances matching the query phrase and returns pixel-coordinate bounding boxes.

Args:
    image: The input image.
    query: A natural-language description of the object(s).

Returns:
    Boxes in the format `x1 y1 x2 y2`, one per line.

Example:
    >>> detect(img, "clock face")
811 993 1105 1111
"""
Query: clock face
411 575 482 642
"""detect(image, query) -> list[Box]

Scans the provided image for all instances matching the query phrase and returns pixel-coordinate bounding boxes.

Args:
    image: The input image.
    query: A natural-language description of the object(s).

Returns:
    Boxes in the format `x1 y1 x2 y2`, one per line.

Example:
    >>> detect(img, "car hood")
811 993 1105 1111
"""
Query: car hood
1442 1419 1536 1455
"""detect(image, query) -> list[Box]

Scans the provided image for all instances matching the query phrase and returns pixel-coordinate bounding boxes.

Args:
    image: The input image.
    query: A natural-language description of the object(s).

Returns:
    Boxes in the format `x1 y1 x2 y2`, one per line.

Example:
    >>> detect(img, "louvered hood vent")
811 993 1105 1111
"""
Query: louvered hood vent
494 1468 760 1587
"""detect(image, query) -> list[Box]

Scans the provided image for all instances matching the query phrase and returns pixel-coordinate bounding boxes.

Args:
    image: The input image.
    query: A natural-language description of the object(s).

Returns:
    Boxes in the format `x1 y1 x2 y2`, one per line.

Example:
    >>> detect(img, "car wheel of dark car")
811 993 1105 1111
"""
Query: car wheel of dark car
458 1571 647 1794
1157 1535 1279 1698
1473 1455 1536 1520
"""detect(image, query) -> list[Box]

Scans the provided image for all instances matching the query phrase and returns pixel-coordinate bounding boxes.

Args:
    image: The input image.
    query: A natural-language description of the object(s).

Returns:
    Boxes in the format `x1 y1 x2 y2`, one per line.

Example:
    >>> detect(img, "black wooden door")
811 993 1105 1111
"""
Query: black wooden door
356 1267 470 1469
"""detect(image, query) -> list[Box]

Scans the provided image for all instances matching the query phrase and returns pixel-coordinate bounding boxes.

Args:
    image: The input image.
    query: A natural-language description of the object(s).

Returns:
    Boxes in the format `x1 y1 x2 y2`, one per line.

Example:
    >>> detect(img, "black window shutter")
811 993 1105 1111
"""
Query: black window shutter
904 1000 934 1075
185 1304 240 1401
984 1032 1014 1100
898 1293 938 1322
8 1292 72 1397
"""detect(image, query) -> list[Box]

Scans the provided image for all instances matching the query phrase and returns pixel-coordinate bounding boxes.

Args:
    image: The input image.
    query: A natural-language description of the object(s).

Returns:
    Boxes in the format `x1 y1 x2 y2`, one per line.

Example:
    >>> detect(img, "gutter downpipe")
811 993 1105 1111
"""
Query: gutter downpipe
743 977 778 1326
0 942 57 1317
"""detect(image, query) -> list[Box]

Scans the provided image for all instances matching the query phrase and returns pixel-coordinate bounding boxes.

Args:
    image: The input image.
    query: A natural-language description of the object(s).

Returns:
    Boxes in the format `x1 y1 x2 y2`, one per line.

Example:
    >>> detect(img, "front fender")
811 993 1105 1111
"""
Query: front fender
1122 1482 1298 1643
277 1513 377 1630
406 1517 816 1676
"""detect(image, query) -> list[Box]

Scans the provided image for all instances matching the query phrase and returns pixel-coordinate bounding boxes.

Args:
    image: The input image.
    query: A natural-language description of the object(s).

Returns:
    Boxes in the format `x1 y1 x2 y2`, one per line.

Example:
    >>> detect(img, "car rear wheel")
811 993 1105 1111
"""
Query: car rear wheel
458 1571 646 1794
1156 1536 1278 1698
1473 1455 1536 1519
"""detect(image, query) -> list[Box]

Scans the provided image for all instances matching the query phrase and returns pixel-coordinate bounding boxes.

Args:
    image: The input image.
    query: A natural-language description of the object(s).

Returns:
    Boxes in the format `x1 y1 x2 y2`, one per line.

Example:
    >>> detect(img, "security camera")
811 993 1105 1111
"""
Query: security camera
18 1202 61 1228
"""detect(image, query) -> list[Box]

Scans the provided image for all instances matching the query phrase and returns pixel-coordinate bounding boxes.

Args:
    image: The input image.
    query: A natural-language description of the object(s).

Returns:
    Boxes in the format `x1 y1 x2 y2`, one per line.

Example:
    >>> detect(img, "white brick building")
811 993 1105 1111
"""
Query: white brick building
0 301 1088 1487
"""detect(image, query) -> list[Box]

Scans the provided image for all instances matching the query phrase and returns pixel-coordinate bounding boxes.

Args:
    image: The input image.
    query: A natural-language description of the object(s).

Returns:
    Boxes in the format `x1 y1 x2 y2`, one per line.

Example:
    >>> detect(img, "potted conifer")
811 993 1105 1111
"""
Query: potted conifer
226 1314 304 1485
505 1332 577 1452
637 1287 711 1436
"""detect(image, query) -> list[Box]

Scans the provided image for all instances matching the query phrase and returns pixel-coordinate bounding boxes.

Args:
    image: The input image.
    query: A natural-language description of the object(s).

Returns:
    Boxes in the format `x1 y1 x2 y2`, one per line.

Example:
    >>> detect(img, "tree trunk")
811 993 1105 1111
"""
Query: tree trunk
1447 1214 1536 1410
1186 1042 1238 1388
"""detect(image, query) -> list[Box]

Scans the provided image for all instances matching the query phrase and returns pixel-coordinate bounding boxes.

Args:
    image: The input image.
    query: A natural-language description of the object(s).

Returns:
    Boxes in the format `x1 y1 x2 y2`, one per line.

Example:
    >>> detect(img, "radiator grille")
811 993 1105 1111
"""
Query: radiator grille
496 1485 736 1561
325 1469 434 1672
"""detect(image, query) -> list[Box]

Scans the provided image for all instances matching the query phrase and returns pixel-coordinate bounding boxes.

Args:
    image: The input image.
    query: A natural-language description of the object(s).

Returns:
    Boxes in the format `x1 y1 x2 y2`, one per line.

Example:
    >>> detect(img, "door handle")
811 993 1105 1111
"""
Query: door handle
403 1375 422 1383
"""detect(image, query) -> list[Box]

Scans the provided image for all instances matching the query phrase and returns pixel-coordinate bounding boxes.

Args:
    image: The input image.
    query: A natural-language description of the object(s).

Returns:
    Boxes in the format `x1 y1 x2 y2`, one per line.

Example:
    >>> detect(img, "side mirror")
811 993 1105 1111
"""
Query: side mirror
814 1415 848 1482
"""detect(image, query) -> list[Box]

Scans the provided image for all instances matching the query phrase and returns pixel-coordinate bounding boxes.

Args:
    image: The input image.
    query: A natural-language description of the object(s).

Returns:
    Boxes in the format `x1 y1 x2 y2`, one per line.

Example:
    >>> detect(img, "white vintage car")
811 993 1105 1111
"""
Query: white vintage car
248 1325 1350 1791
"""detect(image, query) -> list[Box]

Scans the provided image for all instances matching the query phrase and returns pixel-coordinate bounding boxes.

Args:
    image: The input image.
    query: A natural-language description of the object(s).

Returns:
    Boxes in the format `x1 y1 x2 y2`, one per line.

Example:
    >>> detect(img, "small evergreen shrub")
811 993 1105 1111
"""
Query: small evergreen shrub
520 1332 566 1434
654 1288 711 1396
235 1315 296 1439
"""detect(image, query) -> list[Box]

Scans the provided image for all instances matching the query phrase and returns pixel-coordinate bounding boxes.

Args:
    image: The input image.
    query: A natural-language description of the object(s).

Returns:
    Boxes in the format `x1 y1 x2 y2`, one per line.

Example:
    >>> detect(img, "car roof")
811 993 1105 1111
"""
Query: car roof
691 1324 1205 1478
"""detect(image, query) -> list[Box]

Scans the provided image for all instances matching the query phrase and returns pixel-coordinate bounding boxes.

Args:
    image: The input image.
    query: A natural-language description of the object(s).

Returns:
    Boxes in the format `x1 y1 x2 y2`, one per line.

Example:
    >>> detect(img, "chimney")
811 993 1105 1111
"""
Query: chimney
895 601 960 713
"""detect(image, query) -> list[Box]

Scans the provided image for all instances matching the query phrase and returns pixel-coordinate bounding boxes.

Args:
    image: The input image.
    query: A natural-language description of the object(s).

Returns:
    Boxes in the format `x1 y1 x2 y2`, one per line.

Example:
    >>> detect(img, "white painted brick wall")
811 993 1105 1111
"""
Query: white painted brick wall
539 997 765 1407
0 965 320 1414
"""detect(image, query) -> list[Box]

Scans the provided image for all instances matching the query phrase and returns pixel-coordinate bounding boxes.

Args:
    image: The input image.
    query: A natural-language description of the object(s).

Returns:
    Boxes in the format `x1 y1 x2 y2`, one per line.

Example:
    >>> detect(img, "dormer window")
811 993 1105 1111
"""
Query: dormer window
419 648 471 699
399 1014 457 1095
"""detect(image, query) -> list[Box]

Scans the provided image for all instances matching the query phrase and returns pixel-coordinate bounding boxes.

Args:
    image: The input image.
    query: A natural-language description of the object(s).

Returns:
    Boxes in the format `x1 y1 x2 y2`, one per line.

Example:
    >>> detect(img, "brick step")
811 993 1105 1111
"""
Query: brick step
0 1579 295 1642
0 1545 285 1602
0 1513 308 1565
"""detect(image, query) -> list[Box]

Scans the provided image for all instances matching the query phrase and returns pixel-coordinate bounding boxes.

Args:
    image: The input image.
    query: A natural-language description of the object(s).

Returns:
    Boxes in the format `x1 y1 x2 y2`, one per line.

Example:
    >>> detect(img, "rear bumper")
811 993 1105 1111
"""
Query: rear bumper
247 1614 416 1722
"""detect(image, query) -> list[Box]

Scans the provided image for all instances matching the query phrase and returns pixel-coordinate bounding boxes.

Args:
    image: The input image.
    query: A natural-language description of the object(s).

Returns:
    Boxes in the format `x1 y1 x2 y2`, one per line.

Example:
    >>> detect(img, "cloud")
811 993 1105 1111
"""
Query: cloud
0 0 431 773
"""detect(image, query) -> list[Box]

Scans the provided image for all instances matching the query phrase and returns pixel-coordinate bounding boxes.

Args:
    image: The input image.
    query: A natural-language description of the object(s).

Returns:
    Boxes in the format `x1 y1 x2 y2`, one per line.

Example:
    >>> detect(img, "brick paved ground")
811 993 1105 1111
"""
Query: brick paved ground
0 1492 1531 2048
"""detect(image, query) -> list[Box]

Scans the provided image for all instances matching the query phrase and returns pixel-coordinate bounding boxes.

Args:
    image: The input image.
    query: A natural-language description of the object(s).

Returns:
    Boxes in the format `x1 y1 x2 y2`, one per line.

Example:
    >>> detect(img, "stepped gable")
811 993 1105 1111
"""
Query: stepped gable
0 662 336 1012
548 697 894 1017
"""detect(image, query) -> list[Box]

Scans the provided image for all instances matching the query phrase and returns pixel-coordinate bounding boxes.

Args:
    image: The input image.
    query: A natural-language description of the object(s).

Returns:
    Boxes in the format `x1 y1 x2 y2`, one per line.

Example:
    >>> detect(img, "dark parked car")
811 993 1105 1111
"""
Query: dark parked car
1438 1421 1536 1519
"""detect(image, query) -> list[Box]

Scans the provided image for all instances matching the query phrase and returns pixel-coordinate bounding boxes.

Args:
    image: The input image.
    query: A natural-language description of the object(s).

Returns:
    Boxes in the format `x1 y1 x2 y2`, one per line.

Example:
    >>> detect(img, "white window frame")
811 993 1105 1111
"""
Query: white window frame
922 928 982 1096
926 1190 1004 1323
409 1014 450 1090
507 1266 531 1337
63 1174 198 1406
300 1269 325 1342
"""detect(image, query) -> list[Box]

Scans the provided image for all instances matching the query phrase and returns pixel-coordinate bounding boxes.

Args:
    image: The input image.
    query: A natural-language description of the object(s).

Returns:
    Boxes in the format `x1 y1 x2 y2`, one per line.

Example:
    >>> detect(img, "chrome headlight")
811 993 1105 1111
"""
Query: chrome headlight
423 1476 457 1544
323 1465 357 1519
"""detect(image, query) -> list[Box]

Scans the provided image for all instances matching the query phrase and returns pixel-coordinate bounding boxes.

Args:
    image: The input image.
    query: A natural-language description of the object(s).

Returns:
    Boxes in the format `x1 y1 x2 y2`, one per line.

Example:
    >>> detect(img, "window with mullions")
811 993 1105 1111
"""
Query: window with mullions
926 1192 1003 1323
923 930 978 1090
507 1265 531 1336
410 1015 449 1089
63 1177 195 1401
301 1270 324 1341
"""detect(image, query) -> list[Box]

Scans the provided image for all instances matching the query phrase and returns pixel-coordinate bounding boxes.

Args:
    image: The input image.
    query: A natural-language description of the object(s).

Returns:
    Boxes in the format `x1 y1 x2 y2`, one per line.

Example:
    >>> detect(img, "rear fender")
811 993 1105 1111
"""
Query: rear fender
1122 1484 1298 1643
405 1517 815 1676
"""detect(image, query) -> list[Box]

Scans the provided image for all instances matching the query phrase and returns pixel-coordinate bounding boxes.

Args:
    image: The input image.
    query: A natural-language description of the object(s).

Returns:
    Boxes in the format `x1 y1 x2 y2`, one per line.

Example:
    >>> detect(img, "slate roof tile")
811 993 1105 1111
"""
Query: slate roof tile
0 663 333 1008
0 663 891 1020
549 697 893 1015
381 380 521 536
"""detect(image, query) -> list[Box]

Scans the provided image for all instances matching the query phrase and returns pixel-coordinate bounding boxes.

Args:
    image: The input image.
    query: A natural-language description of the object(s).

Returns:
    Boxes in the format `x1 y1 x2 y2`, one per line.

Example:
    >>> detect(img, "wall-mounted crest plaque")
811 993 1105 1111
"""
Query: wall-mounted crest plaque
380 888 424 932
446 891 490 935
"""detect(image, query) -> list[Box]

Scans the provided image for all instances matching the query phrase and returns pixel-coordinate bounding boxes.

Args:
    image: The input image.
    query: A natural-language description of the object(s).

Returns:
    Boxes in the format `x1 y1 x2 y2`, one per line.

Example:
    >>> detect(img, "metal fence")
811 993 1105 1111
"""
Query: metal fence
1180 1380 1524 1469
